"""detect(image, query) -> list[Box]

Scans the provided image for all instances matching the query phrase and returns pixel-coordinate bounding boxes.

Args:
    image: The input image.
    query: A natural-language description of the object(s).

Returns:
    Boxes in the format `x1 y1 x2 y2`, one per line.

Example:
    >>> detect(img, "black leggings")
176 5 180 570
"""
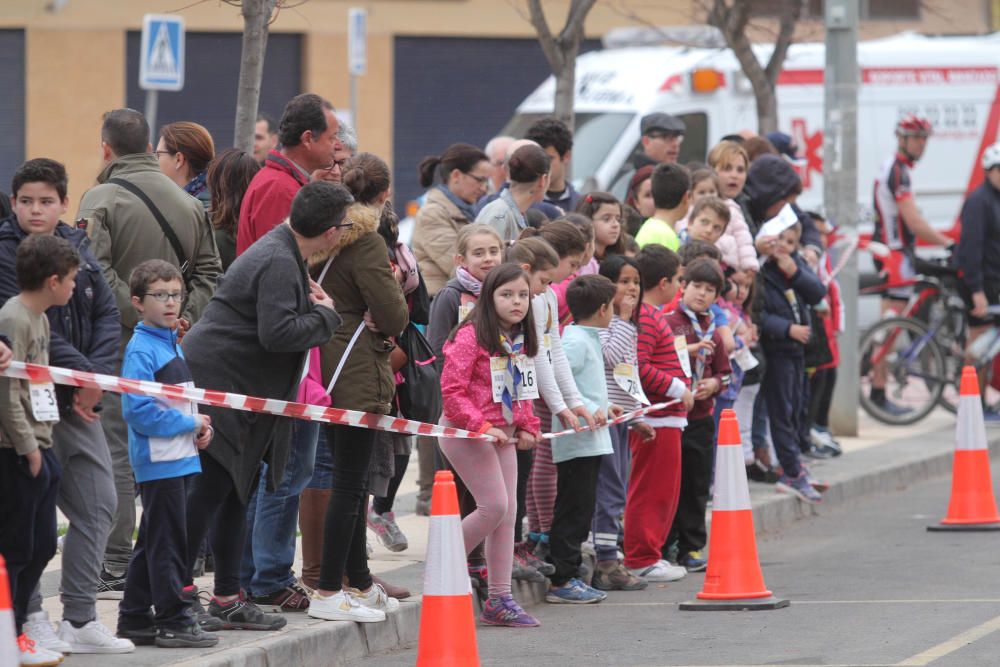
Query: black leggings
515 448 533 543
372 454 410 515
185 452 247 597
809 367 837 429
318 424 375 592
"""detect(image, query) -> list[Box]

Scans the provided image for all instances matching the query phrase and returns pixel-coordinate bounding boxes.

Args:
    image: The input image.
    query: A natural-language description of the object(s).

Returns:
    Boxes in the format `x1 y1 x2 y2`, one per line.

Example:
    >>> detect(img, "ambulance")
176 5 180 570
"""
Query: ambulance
501 31 1000 232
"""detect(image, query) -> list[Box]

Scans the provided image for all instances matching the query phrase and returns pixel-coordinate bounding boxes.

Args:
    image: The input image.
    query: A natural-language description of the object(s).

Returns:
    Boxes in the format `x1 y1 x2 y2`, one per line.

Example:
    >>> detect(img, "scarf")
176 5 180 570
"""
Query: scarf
184 171 208 199
455 266 483 297
499 331 525 424
681 304 716 383
436 184 478 222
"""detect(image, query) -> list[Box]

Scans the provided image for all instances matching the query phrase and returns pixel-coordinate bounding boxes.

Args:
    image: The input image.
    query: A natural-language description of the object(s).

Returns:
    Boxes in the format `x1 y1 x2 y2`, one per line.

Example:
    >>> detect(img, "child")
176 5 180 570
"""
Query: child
664 258 732 572
438 263 542 628
0 159 132 656
546 274 622 603
116 260 217 649
425 223 505 589
516 223 595 562
592 256 653 591
756 210 827 503
684 196 730 247
689 168 720 203
0 234 79 667
576 192 626 261
634 163 690 252
623 244 693 583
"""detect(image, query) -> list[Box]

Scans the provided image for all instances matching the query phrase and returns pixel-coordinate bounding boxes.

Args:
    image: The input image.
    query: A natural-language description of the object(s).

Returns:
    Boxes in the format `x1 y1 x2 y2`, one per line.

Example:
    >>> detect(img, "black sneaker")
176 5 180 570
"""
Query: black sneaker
871 395 912 417
182 586 225 632
746 460 780 484
155 623 220 648
97 568 127 600
208 592 288 631
116 625 157 646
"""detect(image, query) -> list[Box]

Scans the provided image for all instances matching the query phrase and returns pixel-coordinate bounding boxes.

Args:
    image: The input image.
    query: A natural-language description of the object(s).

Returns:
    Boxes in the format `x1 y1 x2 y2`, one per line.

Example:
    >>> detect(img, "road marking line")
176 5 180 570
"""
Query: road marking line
601 599 1000 607
895 612 1000 666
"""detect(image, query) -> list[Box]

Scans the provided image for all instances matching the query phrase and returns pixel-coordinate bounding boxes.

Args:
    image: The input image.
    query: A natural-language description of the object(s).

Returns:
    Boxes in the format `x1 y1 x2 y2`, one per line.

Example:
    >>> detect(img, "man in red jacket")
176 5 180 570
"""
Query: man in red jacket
236 93 340 255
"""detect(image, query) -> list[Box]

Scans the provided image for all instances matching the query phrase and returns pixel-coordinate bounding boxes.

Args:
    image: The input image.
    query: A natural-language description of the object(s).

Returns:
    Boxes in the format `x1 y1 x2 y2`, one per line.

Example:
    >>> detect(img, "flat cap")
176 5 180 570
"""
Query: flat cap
641 112 685 135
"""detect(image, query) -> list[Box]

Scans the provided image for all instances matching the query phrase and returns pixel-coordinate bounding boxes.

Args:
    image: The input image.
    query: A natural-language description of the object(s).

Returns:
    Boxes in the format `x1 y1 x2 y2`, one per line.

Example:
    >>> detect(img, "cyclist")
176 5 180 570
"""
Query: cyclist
870 114 953 415
956 142 1000 399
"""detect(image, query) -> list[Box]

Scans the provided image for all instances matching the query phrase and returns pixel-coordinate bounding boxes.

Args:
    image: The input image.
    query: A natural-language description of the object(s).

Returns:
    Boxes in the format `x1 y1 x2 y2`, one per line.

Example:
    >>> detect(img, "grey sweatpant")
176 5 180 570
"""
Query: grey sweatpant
28 411 117 623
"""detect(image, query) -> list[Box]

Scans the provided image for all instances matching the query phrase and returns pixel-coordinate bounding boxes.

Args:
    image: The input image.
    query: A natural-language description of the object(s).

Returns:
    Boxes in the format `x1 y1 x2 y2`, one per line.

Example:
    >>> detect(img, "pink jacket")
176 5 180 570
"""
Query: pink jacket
441 324 541 435
677 200 759 272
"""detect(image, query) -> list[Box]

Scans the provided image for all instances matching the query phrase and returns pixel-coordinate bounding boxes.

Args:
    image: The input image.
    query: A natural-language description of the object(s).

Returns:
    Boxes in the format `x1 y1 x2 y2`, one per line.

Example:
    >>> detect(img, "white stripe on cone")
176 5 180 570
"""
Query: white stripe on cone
956 394 988 452
713 442 752 512
423 515 472 597
0 609 17 666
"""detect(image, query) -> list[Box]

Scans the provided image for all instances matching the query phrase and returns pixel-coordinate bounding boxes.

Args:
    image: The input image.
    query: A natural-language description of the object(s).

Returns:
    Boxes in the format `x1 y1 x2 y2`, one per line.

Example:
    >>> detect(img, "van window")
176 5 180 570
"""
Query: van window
501 111 634 189
610 112 709 200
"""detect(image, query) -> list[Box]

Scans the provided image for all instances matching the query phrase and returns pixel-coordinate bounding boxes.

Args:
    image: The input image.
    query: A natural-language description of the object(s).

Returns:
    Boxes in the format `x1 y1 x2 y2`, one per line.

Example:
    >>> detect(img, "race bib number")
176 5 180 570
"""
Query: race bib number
458 301 475 322
30 382 60 423
732 345 759 372
674 337 692 378
613 363 650 405
491 356 540 403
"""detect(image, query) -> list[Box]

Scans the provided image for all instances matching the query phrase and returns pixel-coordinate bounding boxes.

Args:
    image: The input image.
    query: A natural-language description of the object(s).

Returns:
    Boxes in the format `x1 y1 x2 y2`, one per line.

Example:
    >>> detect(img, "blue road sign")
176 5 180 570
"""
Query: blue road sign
139 14 185 91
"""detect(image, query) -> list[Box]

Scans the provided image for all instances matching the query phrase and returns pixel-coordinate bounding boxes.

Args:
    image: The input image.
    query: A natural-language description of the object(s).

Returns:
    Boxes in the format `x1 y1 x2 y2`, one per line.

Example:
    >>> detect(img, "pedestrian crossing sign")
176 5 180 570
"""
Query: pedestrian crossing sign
139 14 185 91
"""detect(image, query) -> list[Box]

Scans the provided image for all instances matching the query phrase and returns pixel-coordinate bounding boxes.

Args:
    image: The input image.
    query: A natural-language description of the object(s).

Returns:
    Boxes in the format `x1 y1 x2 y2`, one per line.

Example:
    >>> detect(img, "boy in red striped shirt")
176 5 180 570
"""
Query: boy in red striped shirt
623 245 694 584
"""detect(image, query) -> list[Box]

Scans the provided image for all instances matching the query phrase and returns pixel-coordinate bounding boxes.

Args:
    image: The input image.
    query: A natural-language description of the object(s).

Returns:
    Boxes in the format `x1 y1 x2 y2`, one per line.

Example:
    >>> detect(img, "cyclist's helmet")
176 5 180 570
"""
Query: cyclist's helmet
982 142 1000 170
896 114 933 137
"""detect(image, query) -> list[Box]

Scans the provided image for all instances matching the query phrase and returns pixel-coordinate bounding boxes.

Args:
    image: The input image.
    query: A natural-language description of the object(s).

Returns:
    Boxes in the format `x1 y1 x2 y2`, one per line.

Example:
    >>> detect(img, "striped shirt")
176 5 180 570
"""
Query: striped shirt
599 315 641 413
636 302 690 422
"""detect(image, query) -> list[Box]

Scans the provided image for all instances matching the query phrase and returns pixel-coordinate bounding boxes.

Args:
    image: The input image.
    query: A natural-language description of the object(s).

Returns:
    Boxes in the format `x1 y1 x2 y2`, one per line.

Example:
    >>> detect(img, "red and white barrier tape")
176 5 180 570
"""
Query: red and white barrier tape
824 235 859 286
0 361 495 441
541 401 677 440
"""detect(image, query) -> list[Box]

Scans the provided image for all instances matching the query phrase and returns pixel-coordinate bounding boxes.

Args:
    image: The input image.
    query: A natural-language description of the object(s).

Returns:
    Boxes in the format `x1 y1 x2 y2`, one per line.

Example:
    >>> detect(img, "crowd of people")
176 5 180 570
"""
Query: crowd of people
1 85 996 665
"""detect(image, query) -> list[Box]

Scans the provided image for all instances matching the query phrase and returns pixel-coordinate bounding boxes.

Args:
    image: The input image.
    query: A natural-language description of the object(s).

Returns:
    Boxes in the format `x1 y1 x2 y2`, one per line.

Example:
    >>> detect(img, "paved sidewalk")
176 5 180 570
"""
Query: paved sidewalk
37 409 994 666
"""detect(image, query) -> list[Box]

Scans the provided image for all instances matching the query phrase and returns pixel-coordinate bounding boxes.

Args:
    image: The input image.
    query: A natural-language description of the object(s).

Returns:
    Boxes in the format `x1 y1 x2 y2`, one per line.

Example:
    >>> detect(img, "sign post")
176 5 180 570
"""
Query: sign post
347 8 367 130
139 14 185 143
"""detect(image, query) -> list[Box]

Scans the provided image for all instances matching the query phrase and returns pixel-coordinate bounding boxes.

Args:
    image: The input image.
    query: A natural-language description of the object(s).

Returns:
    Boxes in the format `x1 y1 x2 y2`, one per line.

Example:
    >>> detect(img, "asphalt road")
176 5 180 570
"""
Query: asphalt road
365 464 1000 667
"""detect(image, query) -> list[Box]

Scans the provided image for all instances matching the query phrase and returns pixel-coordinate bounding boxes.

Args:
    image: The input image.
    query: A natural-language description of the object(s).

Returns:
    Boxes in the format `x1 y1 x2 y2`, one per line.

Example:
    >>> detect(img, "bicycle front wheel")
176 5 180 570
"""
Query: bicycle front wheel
859 316 948 425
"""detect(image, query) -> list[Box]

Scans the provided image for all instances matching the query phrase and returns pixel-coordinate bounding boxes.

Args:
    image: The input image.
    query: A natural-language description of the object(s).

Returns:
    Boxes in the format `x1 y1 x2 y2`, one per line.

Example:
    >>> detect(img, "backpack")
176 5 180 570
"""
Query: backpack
395 323 442 423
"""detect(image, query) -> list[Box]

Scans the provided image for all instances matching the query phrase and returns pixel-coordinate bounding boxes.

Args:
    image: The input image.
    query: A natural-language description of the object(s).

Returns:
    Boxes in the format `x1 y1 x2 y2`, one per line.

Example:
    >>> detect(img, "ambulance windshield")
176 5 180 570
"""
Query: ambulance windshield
501 112 634 189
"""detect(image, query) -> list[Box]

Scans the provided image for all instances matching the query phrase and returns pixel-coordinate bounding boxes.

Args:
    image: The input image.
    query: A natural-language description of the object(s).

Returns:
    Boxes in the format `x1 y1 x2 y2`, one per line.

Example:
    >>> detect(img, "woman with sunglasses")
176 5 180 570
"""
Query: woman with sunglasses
155 122 216 212
412 143 491 297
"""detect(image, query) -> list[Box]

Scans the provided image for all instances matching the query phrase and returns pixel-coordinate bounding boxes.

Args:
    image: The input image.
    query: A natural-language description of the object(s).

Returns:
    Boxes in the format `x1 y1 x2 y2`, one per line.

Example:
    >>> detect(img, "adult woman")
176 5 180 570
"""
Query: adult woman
181 182 348 630
708 140 760 257
412 143 490 296
205 148 259 271
156 121 216 211
307 153 408 623
475 144 551 242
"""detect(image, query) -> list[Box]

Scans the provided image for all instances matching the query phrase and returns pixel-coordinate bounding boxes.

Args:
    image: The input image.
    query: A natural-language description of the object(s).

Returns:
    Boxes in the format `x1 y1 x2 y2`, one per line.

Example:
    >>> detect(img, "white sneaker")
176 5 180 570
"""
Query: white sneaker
307 590 386 623
24 612 71 655
627 560 686 582
58 619 135 654
350 583 399 613
17 634 63 666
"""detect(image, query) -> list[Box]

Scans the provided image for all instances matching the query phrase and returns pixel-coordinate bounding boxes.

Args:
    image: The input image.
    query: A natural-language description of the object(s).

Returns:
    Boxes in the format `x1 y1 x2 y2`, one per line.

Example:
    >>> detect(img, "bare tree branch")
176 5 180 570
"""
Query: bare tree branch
765 0 803 84
527 0 565 73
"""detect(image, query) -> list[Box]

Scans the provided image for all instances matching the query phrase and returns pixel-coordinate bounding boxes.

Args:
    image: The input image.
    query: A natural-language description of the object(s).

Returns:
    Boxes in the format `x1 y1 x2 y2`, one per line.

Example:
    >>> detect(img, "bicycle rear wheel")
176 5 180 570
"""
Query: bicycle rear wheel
859 316 948 425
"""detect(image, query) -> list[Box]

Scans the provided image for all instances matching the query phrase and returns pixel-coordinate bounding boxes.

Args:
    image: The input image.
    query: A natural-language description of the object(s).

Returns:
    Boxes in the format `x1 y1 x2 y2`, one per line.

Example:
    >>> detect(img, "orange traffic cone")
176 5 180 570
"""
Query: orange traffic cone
1 555 18 666
416 470 480 666
680 409 789 611
928 366 1000 531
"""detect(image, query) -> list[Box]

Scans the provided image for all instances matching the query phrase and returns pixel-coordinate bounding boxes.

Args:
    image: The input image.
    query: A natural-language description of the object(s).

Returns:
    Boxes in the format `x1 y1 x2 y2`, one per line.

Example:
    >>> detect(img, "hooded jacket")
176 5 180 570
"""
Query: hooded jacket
743 155 821 249
413 187 472 297
756 253 827 356
0 218 120 414
77 153 221 330
310 203 409 414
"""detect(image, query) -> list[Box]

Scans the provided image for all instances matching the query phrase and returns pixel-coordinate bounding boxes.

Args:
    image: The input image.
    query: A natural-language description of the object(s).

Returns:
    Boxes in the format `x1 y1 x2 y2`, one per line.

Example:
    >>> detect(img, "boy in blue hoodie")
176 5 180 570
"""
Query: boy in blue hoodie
116 259 217 649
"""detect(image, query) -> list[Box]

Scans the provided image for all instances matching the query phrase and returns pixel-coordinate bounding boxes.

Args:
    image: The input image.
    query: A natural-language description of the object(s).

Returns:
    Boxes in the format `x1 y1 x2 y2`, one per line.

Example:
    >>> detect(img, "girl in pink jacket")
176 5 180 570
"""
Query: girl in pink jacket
439 262 542 628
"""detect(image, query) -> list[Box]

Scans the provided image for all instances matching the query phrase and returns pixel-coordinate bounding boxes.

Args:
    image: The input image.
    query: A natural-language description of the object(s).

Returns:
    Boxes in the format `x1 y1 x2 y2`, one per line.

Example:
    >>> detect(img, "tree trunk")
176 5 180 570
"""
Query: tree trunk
233 0 277 153
553 56 575 128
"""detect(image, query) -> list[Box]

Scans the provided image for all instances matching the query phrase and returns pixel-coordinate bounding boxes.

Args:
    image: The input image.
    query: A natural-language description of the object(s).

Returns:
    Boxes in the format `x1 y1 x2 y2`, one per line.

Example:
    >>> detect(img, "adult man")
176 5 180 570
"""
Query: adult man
236 93 339 255
77 108 221 598
484 135 514 194
235 93 338 612
311 119 357 184
871 115 951 415
957 143 1000 383
253 114 279 164
633 112 685 169
526 118 580 212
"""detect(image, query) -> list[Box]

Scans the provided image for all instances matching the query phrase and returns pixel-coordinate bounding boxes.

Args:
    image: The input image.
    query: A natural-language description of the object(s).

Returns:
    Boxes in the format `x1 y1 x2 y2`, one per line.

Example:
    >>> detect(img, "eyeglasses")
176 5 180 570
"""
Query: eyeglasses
146 291 184 303
153 150 176 158
646 132 683 140
333 218 355 230
464 172 489 185
324 158 349 172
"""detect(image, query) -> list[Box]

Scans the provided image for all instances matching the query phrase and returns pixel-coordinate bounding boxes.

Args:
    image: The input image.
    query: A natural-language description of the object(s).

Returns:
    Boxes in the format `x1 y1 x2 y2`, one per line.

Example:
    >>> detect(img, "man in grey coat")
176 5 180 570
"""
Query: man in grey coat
179 181 348 630
76 108 221 596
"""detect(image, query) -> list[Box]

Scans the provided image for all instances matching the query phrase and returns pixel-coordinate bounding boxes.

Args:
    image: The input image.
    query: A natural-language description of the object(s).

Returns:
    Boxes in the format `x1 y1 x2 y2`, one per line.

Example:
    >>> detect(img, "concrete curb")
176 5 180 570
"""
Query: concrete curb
174 423 994 666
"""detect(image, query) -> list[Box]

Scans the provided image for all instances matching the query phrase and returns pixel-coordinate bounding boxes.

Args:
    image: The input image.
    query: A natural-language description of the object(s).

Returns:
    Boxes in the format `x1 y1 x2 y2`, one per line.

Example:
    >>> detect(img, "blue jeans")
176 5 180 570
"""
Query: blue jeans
306 427 333 490
240 420 319 596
